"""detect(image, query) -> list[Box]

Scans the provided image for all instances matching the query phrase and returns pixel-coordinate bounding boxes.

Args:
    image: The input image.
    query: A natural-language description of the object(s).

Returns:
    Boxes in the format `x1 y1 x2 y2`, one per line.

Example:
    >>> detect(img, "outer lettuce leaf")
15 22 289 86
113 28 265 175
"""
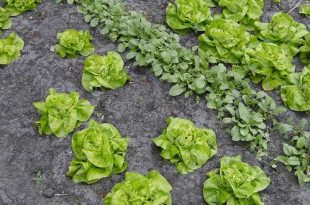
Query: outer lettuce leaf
214 0 264 30
5 0 42 16
245 42 295 90
154 117 217 174
82 52 129 91
300 33 310 65
0 7 12 34
299 4 310 17
281 66 310 111
254 12 309 48
67 120 129 184
166 0 213 34
199 19 251 64
54 29 94 58
203 156 270 205
33 88 94 137
104 171 172 205
0 32 24 65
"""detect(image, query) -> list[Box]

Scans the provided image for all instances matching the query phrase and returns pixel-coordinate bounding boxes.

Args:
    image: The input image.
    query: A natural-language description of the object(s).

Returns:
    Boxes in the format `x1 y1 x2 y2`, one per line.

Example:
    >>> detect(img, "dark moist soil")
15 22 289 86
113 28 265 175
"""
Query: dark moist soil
0 0 309 204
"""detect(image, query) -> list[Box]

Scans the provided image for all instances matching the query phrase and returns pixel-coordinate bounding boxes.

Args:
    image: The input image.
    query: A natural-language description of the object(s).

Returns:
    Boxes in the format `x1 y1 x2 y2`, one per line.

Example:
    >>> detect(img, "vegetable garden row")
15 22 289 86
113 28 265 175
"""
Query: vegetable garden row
0 0 310 204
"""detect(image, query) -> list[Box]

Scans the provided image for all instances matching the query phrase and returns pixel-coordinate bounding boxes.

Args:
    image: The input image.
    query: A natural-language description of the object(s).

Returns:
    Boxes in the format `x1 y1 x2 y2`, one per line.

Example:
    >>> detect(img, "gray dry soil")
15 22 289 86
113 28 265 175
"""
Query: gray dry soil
0 0 310 204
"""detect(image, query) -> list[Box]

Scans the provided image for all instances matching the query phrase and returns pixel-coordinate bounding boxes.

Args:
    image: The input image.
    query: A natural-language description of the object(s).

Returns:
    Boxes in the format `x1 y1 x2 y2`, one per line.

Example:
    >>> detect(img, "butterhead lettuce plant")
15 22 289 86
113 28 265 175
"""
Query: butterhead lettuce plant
154 117 217 174
203 156 270 205
166 0 213 34
104 171 172 205
0 32 24 65
214 0 264 30
199 19 251 64
254 12 309 48
5 0 42 16
67 120 129 184
281 66 310 112
82 52 129 91
245 42 295 90
0 7 12 34
54 29 94 58
33 88 94 137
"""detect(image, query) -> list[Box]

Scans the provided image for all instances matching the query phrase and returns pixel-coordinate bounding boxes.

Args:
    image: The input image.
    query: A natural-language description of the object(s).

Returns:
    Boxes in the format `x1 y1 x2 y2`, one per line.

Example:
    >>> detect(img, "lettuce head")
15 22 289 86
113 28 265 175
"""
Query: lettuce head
54 29 94 58
166 0 213 34
154 117 217 174
199 19 251 64
203 156 270 205
82 52 129 91
104 171 172 205
33 88 94 137
0 32 24 65
67 120 129 184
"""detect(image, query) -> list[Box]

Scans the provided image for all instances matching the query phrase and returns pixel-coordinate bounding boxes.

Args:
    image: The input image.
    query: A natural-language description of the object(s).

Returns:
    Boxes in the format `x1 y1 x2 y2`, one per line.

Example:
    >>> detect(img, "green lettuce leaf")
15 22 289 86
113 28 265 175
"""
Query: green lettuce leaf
203 156 270 205
82 52 129 91
33 88 94 137
199 19 251 64
54 29 94 58
245 42 295 90
281 66 310 111
153 117 217 174
5 0 42 16
300 33 310 65
67 120 129 184
0 32 24 65
299 4 310 17
254 12 309 48
166 0 213 34
104 170 172 205
214 0 265 30
0 7 12 34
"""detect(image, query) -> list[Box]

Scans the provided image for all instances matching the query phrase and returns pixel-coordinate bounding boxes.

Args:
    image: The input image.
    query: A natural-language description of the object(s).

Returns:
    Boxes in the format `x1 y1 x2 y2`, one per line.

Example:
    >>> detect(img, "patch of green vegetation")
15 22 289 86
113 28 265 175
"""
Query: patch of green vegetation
274 119 310 186
67 0 287 158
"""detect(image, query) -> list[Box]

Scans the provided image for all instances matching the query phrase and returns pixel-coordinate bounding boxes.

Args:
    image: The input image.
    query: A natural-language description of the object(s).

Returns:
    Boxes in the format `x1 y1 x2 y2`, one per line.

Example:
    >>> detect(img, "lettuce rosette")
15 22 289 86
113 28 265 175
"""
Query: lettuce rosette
82 52 129 91
255 12 308 48
54 29 94 58
67 120 129 184
203 156 270 205
33 89 94 137
154 117 217 174
5 0 42 16
199 19 251 64
104 171 172 205
214 0 264 30
245 42 295 90
0 32 24 65
166 0 213 34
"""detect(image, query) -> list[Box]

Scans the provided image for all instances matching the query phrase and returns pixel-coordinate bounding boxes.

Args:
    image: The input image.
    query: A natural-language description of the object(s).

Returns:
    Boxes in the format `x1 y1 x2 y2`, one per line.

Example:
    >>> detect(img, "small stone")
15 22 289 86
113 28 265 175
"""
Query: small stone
43 188 54 198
